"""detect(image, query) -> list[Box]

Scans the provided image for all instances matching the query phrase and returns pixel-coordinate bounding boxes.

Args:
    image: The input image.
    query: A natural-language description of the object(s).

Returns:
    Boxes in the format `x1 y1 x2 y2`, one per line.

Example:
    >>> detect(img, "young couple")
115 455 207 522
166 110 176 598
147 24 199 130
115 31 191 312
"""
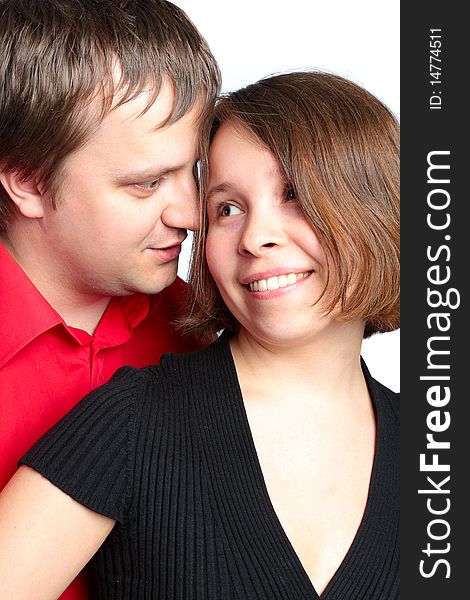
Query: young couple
0 1 399 599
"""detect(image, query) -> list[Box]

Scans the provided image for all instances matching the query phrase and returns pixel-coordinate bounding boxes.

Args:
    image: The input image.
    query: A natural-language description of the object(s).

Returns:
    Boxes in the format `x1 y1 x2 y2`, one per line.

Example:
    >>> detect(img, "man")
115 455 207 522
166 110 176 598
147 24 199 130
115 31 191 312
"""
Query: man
0 0 220 597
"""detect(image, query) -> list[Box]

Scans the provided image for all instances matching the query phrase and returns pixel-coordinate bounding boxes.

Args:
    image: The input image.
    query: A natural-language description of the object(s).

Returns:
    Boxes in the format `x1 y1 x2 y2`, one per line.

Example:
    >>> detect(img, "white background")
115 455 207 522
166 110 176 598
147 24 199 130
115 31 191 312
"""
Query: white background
175 0 400 392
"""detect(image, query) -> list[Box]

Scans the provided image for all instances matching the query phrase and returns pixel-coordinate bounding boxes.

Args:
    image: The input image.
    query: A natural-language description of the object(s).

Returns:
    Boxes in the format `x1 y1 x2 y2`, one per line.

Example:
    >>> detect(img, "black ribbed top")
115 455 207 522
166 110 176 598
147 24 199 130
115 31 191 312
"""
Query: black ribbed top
22 334 399 599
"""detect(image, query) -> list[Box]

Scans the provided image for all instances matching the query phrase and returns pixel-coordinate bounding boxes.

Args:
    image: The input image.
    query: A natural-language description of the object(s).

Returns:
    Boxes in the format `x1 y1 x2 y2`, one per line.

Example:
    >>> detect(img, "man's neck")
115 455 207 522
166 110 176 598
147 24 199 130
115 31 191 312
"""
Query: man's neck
55 296 112 335
1 232 111 336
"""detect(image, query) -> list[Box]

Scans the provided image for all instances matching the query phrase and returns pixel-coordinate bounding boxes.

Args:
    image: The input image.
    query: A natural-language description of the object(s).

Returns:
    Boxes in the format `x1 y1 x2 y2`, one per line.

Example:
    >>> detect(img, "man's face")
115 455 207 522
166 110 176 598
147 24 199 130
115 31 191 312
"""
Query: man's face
40 85 201 299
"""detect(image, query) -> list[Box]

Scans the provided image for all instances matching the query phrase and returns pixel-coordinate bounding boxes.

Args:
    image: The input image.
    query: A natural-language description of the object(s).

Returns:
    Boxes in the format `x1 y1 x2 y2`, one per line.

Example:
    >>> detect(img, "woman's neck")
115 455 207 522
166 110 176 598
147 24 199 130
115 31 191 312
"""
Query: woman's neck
229 322 369 413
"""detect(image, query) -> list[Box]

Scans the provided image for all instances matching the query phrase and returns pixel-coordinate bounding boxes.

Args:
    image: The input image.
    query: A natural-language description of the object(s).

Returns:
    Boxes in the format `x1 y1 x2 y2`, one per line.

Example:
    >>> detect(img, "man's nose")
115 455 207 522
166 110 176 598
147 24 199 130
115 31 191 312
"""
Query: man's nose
161 176 198 231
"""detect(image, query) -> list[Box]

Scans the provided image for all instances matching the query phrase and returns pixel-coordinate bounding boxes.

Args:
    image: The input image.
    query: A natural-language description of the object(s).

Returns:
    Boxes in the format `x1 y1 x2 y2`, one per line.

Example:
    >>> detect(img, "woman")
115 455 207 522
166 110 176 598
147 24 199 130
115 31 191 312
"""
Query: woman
0 71 399 599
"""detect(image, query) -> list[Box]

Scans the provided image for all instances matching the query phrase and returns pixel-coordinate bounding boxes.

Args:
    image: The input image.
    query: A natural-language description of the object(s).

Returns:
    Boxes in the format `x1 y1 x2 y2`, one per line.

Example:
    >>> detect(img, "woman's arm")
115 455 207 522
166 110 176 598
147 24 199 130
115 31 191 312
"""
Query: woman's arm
0 465 115 600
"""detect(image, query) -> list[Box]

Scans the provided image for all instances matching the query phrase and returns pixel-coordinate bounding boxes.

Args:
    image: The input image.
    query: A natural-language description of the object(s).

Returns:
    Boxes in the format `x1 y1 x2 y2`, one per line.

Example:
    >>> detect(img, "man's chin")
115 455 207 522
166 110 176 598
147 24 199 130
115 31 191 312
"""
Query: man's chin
132 271 179 296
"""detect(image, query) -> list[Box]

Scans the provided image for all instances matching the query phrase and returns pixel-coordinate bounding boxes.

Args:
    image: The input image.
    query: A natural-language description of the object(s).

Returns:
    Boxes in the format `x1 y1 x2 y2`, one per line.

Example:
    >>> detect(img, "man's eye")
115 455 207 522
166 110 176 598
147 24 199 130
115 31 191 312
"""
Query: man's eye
219 203 241 217
135 179 161 192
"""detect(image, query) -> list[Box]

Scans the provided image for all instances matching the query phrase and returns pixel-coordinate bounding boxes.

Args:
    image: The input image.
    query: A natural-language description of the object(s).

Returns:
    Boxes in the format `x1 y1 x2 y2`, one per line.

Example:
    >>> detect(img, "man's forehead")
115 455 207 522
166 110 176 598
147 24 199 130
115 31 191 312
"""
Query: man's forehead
59 88 202 181
103 83 204 135
107 80 174 126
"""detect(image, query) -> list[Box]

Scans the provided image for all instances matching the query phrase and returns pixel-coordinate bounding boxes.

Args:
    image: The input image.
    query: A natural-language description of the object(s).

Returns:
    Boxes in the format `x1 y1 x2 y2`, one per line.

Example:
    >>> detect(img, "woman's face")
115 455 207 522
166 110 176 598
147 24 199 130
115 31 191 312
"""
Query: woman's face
205 121 336 346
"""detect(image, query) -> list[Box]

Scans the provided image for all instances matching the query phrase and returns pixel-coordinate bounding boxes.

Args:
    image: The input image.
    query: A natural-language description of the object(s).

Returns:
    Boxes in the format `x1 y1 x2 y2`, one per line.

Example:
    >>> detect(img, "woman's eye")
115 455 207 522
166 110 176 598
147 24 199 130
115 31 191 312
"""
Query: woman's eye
219 203 241 217
286 185 297 201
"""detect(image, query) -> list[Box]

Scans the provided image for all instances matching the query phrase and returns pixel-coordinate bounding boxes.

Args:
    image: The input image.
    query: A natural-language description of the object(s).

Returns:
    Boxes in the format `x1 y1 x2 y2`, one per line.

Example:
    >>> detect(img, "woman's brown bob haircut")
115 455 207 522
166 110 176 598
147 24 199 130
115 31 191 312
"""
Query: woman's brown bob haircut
0 0 221 231
186 71 400 340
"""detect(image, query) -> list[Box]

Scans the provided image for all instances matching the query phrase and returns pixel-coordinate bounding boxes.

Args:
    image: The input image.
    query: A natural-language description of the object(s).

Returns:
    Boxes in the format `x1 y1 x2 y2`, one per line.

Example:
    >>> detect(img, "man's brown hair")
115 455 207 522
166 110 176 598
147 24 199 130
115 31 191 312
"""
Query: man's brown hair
186 71 400 339
0 0 221 231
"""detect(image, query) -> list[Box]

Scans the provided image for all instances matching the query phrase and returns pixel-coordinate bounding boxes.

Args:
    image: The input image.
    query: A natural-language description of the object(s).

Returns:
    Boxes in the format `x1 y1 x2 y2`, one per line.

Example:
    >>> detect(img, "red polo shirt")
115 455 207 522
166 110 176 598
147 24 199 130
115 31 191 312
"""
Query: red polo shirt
0 242 201 599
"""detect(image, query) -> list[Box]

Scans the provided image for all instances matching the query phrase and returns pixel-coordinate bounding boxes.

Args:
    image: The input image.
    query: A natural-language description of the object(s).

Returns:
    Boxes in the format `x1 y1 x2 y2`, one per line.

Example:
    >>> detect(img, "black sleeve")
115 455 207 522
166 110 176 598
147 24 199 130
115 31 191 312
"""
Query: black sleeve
20 366 146 523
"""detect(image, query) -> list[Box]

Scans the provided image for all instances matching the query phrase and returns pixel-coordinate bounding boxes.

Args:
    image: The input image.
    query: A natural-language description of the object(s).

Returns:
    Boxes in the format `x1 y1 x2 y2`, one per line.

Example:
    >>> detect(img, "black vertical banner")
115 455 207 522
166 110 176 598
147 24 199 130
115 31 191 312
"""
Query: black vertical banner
401 3 467 598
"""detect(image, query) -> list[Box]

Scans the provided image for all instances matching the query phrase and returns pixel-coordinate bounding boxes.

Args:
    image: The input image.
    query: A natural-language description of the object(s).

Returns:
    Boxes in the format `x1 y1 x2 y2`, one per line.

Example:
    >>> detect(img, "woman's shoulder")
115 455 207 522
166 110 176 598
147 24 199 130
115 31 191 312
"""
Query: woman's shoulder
141 333 231 385
80 335 229 421
361 359 399 422
370 378 399 422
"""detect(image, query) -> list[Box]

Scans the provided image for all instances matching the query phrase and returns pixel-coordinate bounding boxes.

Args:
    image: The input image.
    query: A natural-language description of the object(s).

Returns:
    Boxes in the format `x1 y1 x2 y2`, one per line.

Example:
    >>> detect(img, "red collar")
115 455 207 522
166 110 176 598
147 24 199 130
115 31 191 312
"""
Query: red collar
0 242 153 367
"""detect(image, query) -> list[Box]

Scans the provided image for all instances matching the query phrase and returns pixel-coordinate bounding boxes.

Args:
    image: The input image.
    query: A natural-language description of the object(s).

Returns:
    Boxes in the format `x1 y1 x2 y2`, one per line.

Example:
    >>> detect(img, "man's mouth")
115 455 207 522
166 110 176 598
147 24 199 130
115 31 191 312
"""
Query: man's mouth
147 243 182 262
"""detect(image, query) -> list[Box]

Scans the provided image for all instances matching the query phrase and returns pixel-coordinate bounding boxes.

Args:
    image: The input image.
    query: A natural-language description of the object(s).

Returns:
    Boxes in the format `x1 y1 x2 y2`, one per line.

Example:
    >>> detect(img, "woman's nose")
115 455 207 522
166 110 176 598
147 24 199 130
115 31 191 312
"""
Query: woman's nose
238 210 282 257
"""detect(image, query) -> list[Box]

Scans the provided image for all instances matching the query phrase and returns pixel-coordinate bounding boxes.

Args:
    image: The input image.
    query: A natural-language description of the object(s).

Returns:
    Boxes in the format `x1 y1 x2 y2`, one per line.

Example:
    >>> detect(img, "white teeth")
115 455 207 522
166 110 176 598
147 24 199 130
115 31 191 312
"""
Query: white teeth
267 277 279 290
286 273 297 285
248 271 312 292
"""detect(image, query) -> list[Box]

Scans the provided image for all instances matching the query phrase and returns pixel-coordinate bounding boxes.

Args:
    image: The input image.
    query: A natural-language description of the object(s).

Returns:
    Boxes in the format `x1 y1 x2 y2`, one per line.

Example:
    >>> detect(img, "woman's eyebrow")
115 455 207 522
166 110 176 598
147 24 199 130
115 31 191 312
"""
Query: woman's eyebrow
206 182 233 202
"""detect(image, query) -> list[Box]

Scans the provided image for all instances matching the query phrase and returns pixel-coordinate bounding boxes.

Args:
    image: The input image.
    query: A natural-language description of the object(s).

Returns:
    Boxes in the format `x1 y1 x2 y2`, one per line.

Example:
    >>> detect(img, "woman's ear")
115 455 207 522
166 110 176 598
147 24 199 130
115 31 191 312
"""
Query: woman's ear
0 170 45 219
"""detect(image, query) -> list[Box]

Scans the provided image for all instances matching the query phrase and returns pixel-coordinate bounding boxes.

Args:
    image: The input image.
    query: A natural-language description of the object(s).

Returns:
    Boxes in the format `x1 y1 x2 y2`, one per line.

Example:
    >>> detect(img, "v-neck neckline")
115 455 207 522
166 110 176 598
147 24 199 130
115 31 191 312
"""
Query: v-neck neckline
220 337 384 599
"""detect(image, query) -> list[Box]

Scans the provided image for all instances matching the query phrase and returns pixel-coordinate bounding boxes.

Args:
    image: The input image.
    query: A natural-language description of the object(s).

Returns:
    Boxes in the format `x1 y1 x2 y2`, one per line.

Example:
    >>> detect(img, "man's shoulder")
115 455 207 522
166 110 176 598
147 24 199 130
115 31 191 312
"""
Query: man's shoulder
157 275 188 301
144 276 188 319
144 277 203 353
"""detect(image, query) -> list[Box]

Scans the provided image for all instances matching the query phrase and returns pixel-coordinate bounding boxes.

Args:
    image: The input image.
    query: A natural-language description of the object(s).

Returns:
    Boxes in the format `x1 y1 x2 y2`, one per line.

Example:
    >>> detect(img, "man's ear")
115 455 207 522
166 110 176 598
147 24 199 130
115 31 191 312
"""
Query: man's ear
0 170 45 219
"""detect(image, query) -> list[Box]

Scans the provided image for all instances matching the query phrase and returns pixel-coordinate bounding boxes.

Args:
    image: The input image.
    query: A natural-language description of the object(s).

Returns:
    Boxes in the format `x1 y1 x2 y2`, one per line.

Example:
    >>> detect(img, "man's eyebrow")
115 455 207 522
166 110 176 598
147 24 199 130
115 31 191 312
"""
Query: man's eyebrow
112 166 173 184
